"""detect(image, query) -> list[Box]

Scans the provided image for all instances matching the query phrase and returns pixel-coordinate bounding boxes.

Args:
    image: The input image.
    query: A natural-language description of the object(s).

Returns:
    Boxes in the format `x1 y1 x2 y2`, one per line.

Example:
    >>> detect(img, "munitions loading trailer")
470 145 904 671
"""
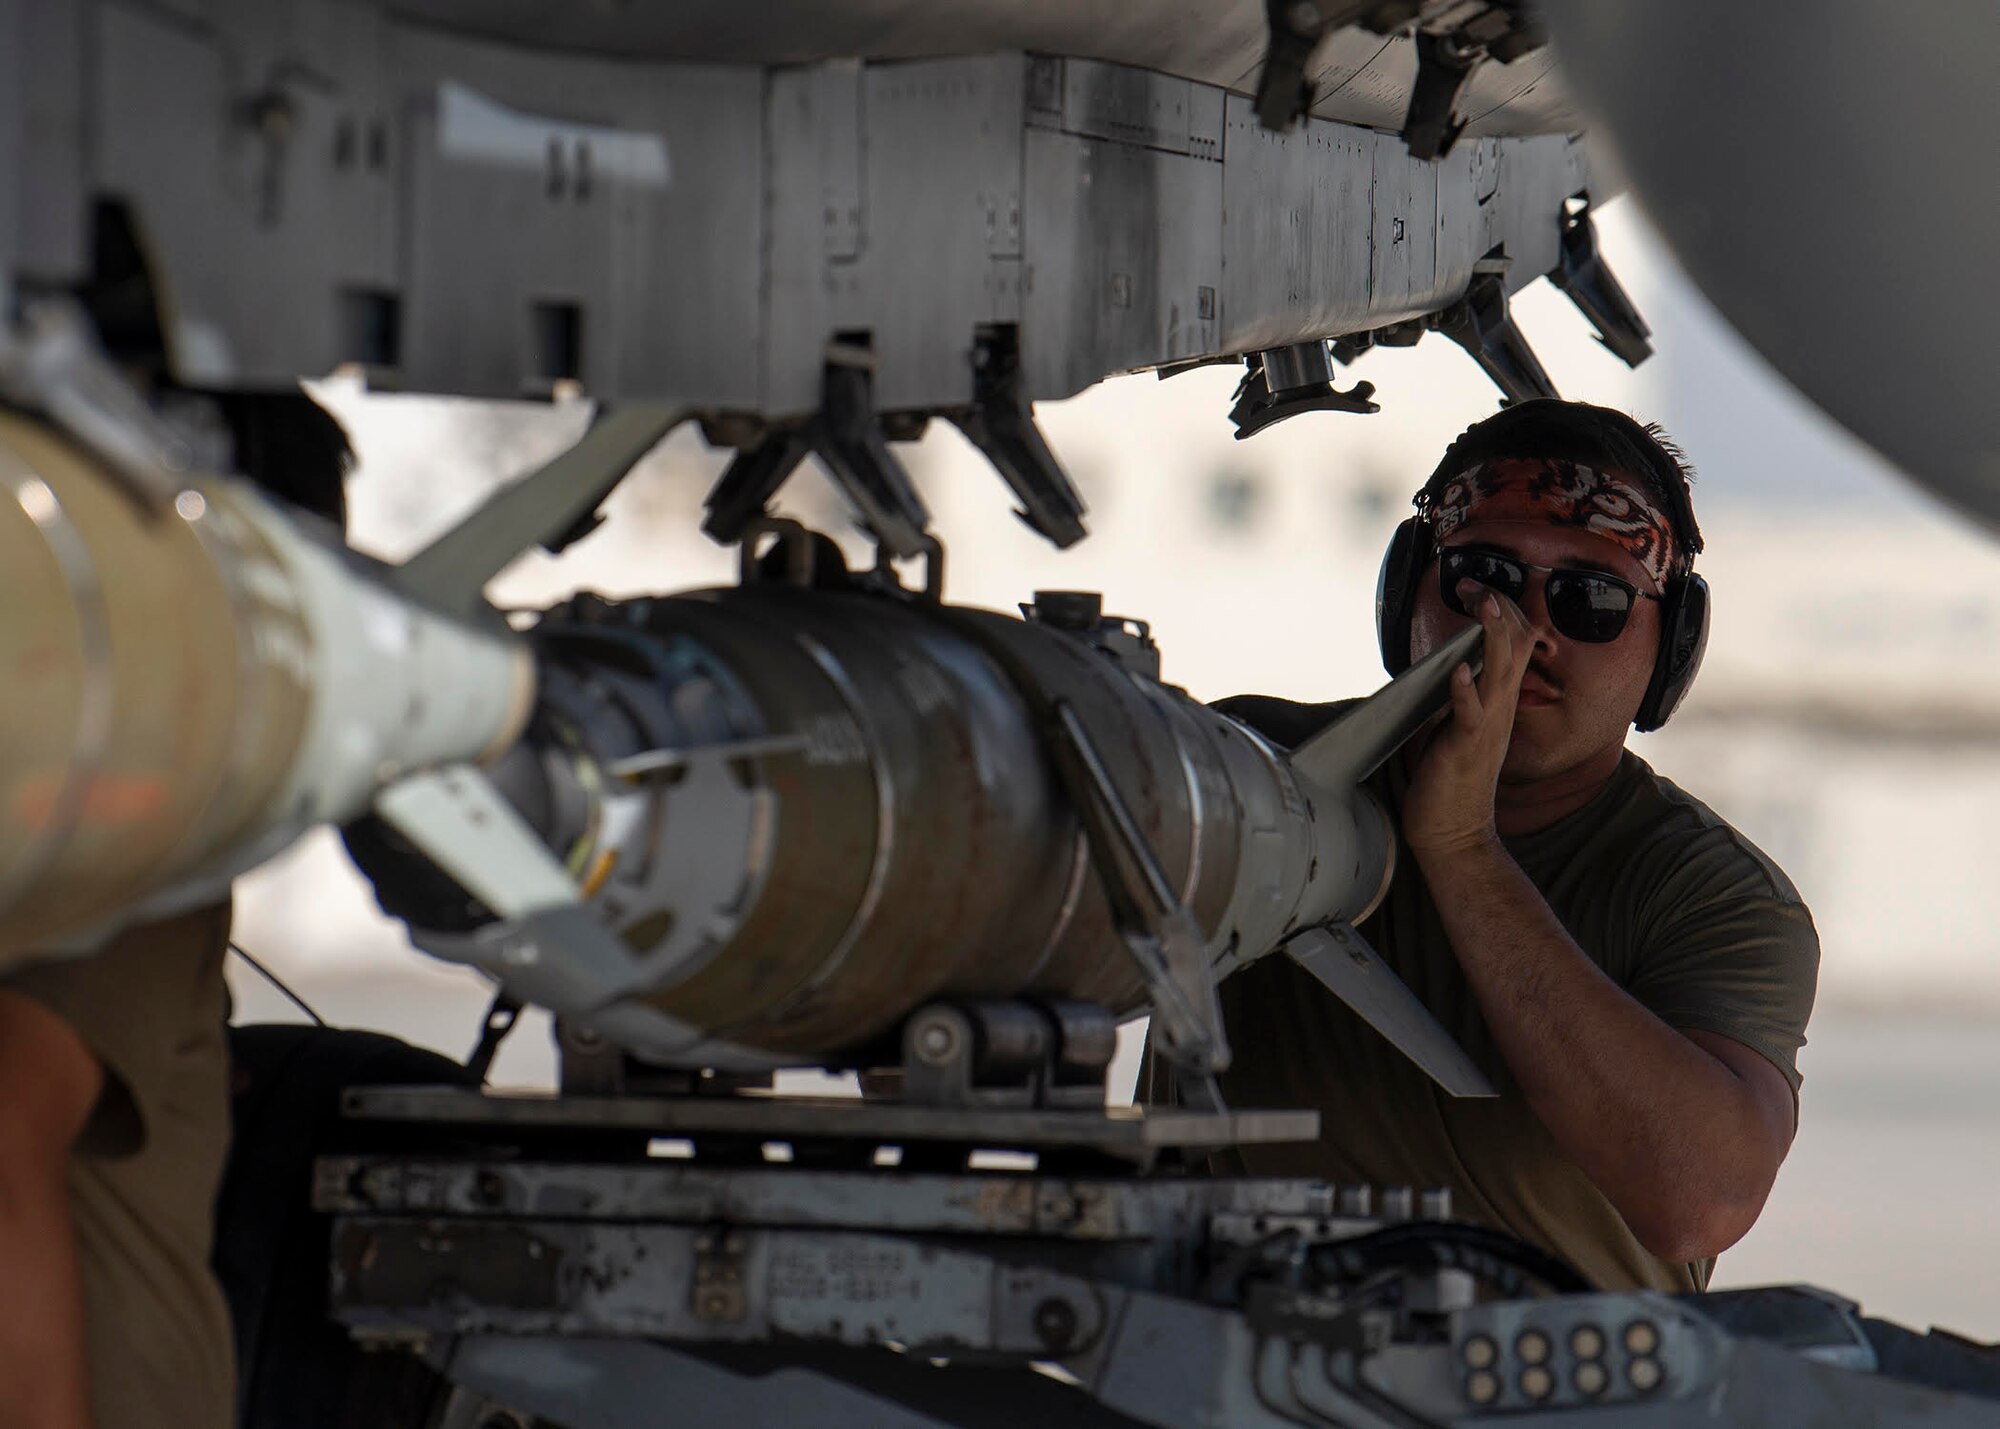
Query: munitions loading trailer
300 1015 2000 1428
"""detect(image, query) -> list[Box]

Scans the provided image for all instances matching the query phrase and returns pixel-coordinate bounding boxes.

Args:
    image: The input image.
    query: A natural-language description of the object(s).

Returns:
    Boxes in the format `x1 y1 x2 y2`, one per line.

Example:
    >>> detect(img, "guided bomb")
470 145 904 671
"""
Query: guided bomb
0 413 531 964
349 524 1481 1081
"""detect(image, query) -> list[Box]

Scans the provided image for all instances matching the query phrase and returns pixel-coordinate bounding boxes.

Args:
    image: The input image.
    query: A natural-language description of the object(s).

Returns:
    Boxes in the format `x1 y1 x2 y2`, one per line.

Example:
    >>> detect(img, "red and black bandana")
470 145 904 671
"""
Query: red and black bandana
1428 457 1676 588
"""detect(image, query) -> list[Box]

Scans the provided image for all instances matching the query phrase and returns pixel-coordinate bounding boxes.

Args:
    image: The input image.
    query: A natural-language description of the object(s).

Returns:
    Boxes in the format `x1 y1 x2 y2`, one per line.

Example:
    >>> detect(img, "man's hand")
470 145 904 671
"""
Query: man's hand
1402 584 1536 857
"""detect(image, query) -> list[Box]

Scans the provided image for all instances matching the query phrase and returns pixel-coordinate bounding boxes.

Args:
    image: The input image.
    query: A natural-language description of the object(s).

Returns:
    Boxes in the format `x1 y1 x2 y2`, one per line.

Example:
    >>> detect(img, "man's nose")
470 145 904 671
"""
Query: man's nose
1517 572 1563 657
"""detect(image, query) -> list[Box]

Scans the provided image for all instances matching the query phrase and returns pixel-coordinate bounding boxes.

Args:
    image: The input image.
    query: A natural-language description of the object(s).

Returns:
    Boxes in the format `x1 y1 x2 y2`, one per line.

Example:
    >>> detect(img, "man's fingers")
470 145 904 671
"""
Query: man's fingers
1472 592 1532 705
1449 580 1535 713
1449 660 1483 729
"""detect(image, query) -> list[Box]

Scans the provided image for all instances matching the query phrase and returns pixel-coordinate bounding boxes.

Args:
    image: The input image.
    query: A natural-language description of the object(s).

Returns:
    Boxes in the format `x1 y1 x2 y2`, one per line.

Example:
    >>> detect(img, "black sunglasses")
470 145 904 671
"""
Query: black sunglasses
1439 545 1660 644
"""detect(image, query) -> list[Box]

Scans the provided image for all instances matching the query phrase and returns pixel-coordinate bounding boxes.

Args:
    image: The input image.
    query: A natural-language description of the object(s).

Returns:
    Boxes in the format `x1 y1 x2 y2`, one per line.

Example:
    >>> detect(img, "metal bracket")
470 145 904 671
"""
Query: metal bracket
465 992 524 1084
1252 0 1325 132
1021 591 1161 681
1252 2 1432 133
701 348 931 559
901 1000 1117 1110
1429 273 1558 405
1404 27 1482 161
1228 342 1379 439
1331 317 1427 368
1154 354 1241 382
1547 199 1655 368
735 514 822 587
866 532 946 603
814 352 931 559
1403 5 1544 161
702 427 813 547
947 326 1088 549
1048 702 1229 1108
555 1018 628 1096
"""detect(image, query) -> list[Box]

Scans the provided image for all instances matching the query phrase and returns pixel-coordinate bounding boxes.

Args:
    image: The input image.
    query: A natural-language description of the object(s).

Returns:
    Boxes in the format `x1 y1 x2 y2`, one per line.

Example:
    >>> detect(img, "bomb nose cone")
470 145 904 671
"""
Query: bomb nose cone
1289 624 1484 792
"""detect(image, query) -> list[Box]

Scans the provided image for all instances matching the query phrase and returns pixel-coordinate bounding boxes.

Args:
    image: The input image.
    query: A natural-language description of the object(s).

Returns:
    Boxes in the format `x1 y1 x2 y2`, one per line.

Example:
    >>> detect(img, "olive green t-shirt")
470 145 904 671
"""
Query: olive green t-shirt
1173 696 1820 1296
2 903 237 1429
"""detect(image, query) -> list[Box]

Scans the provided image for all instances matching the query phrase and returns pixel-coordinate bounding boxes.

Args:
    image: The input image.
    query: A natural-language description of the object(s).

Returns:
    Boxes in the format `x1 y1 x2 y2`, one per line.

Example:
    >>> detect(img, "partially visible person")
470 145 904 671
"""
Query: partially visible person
0 907 237 1429
1155 400 1820 1295
0 390 350 1428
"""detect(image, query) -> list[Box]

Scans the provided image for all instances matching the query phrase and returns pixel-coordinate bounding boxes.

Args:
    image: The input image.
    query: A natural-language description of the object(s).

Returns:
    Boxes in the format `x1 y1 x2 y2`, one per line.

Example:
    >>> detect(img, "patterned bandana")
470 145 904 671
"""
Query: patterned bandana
1427 457 1676 587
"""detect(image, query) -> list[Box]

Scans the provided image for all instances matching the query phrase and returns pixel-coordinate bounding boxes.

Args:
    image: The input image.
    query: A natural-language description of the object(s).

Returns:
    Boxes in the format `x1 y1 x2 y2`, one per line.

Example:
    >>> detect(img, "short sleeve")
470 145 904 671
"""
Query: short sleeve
1622 831 1820 1101
0 902 232 1158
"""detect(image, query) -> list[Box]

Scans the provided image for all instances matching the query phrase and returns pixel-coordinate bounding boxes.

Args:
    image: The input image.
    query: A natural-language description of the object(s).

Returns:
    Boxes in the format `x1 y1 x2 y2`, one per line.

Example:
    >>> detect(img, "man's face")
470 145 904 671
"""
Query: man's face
1408 514 1665 782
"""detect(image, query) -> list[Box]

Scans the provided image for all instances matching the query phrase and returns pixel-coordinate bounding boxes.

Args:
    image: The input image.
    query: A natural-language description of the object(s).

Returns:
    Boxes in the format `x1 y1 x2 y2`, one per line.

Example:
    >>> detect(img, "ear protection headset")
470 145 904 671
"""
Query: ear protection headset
1374 510 1709 734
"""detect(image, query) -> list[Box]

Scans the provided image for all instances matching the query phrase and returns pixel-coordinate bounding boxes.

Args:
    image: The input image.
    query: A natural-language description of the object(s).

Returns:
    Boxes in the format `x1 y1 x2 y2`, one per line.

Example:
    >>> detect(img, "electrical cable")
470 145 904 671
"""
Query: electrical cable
227 940 327 1026
1201 1226 1303 1303
1307 1220 1591 1299
229 939 522 1087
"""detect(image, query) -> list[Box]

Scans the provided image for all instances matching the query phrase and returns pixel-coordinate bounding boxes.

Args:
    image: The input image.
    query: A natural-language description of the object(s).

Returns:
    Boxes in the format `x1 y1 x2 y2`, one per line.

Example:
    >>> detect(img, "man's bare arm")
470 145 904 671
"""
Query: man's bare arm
1401 589 1794 1263
1416 839 1794 1261
0 989 103 1429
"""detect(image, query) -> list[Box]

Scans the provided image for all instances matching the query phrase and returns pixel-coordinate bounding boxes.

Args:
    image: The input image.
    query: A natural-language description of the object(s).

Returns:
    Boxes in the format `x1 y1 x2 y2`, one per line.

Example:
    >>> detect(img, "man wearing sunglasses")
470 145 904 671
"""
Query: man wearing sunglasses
1179 399 1819 1297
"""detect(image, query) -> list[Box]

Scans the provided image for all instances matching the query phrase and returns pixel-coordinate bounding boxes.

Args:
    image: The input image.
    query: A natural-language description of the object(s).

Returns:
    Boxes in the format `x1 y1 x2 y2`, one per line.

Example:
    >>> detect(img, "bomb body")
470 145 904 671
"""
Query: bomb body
358 573 1396 1069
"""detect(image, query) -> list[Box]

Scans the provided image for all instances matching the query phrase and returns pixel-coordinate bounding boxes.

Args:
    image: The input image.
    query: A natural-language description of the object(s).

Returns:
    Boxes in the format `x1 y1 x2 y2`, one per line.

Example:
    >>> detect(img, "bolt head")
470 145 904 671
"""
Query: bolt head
911 1013 963 1066
1033 1297 1079 1352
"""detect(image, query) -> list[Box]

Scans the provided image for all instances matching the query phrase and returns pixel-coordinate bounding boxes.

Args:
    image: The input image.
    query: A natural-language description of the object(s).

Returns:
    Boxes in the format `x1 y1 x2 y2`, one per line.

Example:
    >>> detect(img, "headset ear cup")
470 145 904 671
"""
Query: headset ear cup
1376 519 1428 675
1634 572 1709 732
